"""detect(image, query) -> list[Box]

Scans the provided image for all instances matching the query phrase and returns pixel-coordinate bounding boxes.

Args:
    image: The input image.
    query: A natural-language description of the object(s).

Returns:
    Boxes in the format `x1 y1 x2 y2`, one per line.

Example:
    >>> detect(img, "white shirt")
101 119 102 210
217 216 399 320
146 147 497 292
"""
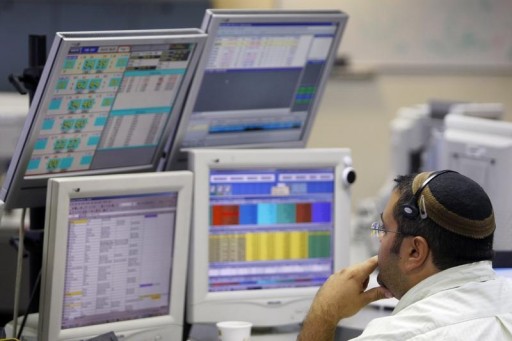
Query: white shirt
352 261 512 340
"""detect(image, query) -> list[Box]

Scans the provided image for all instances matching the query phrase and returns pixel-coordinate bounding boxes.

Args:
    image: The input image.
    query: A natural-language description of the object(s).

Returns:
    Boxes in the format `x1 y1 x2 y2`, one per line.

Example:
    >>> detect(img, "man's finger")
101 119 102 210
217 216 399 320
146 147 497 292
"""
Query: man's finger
352 256 379 279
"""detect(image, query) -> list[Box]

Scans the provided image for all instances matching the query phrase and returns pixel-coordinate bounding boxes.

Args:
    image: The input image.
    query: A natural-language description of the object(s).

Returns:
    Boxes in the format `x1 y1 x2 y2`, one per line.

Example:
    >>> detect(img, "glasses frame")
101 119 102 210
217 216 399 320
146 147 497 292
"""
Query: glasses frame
370 221 403 239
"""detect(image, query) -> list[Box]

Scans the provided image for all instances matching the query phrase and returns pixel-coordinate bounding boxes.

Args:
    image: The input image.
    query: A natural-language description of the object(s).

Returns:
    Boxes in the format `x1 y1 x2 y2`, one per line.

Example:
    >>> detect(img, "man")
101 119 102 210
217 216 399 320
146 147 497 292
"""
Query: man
298 170 512 340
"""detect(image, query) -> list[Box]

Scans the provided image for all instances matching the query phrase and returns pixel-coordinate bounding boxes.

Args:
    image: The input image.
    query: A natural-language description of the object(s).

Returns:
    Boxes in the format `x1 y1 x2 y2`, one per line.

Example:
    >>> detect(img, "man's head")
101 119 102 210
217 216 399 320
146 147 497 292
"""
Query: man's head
377 170 495 299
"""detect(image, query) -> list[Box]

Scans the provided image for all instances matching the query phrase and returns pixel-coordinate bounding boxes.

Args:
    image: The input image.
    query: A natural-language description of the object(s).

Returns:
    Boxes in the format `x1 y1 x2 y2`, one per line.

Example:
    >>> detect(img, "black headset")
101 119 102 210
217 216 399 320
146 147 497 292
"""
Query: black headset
401 170 457 220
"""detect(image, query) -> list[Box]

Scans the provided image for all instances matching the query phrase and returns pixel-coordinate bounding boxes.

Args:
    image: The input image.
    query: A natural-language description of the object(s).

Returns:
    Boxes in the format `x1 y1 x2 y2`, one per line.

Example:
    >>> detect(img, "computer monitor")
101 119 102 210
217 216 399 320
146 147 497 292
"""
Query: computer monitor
441 113 512 255
38 171 193 340
186 148 354 327
165 9 348 170
0 29 206 209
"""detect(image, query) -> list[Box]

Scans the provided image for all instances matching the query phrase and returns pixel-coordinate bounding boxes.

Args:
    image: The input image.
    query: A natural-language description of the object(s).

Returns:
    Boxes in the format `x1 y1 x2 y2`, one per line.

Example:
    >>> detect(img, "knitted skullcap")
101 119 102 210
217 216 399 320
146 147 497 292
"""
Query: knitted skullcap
411 171 495 239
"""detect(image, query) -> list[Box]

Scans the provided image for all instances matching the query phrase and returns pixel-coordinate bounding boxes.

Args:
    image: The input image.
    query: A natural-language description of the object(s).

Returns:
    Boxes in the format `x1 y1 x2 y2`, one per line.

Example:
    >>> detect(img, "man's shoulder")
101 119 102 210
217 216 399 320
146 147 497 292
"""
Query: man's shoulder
353 308 512 340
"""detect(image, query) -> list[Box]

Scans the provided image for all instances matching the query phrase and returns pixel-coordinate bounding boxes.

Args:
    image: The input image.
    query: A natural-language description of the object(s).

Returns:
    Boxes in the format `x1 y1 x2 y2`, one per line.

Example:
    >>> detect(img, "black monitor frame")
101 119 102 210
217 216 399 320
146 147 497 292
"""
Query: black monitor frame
164 9 348 170
1 29 206 210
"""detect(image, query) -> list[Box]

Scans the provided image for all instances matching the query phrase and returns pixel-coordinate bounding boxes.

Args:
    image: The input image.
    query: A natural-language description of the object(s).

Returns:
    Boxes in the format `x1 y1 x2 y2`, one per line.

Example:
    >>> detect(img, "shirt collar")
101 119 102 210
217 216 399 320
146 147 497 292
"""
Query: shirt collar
393 261 496 314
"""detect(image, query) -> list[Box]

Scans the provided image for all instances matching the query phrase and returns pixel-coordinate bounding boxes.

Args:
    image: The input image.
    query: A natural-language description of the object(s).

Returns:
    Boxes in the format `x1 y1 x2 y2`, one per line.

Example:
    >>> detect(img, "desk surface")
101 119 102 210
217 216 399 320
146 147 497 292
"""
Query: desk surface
187 305 392 341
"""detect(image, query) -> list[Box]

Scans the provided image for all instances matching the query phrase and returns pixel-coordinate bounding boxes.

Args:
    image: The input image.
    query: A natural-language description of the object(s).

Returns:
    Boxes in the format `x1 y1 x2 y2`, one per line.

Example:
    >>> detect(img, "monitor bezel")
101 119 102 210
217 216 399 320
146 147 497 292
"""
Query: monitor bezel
186 148 352 326
39 171 193 341
165 9 348 170
0 29 206 209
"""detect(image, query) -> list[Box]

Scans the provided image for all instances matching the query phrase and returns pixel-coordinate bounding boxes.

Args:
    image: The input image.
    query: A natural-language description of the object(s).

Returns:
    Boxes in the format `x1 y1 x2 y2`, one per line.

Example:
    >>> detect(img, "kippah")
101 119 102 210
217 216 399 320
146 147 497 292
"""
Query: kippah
411 171 495 239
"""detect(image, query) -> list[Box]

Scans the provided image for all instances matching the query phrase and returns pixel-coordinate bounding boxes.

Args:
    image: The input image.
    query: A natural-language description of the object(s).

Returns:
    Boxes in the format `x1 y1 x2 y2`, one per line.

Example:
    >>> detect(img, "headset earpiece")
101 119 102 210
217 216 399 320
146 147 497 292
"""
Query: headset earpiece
401 203 419 220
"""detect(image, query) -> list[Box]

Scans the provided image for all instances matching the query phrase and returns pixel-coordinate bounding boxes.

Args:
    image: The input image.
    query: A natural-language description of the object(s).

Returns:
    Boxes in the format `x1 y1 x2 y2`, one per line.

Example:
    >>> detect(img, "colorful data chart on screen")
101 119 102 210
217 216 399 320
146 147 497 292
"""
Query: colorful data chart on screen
27 43 195 175
208 167 335 292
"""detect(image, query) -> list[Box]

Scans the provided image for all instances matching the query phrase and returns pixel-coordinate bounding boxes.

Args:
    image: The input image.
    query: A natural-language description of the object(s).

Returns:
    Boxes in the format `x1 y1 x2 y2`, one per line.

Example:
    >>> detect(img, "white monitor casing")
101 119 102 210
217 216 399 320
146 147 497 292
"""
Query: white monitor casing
39 171 193 341
441 114 512 251
186 148 353 326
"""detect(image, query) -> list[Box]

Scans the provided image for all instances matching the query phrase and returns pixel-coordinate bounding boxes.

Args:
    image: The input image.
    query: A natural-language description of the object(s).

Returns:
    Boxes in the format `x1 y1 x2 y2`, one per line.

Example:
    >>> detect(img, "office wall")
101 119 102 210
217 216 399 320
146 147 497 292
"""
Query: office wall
273 0 512 207
213 0 274 8
307 73 512 208
278 0 512 71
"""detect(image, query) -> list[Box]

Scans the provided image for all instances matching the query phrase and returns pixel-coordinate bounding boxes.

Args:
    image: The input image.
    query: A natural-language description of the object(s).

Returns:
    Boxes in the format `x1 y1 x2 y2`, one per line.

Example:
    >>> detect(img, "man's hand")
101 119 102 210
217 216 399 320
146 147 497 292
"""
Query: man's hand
297 256 391 341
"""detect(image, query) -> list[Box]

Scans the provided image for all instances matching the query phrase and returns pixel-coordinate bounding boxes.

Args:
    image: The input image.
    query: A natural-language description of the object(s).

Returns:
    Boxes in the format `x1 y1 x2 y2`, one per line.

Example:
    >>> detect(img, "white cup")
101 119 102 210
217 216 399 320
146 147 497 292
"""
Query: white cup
216 321 252 341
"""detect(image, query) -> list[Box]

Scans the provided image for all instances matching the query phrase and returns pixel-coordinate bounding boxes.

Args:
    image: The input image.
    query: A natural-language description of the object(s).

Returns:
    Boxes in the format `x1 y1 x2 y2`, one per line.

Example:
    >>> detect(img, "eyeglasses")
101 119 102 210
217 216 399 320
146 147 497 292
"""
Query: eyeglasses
370 221 403 239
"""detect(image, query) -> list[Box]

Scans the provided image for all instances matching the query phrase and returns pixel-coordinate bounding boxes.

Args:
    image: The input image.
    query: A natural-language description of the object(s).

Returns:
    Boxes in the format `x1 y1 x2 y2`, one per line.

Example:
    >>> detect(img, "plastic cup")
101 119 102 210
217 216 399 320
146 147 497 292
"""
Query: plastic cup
216 321 252 341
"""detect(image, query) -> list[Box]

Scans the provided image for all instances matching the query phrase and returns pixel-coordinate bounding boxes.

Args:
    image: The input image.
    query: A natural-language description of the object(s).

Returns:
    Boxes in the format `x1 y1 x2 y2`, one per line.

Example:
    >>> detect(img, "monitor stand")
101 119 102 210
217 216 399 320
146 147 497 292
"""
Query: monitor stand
4 314 185 341
25 207 45 313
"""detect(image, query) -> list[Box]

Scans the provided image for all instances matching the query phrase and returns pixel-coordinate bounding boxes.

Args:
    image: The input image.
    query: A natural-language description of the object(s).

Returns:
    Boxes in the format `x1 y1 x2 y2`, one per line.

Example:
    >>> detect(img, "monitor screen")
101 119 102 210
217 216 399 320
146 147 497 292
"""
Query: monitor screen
187 148 353 326
441 113 512 254
0 29 206 209
495 268 512 279
165 9 348 170
38 171 193 340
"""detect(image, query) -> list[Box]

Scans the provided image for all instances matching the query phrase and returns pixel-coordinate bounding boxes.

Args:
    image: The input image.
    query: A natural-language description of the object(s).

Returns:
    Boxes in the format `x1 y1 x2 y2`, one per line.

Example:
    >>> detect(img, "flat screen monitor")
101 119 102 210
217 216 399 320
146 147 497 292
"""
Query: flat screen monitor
0 29 206 209
441 113 512 255
186 148 353 326
165 9 348 170
38 171 193 340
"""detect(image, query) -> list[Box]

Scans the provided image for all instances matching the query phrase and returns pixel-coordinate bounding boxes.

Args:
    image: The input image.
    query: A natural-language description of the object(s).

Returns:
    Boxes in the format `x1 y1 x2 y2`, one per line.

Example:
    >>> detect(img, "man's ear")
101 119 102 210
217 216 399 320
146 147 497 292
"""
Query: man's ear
401 236 430 273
